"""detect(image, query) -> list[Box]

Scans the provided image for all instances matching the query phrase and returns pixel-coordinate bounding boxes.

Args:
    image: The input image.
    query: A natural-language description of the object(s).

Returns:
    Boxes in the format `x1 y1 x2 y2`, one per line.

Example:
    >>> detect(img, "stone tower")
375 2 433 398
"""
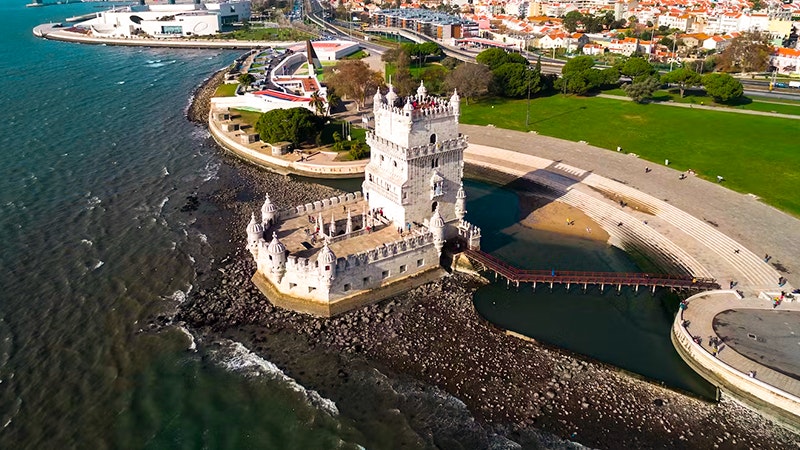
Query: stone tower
364 83 467 238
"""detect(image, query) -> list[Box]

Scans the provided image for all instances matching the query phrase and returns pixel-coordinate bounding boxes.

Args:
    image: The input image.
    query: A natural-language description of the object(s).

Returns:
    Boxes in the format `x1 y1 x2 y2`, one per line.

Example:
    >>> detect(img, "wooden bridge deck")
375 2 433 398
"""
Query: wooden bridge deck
462 248 719 293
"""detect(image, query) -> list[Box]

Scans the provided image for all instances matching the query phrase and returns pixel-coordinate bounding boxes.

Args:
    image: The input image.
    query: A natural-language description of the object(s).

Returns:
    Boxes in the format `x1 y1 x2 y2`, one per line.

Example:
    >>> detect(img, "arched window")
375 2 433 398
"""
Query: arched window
430 134 437 144
431 201 438 212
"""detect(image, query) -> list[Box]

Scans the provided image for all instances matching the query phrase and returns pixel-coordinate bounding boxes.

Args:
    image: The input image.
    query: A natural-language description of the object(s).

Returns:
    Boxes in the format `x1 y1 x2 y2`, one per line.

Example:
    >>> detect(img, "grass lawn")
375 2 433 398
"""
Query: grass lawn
385 62 449 82
603 88 800 116
459 95 800 216
214 83 239 97
343 49 368 60
231 109 262 128
223 28 314 41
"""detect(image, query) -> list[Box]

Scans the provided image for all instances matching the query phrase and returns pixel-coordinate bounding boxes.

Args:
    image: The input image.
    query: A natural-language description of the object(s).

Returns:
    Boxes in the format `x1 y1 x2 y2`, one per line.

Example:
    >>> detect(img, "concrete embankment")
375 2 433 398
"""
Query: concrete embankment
33 23 296 49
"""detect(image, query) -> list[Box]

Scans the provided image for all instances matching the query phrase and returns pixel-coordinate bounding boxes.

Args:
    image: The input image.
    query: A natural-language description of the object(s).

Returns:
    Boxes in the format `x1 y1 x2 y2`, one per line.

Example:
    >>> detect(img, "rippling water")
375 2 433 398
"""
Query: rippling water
0 4 355 448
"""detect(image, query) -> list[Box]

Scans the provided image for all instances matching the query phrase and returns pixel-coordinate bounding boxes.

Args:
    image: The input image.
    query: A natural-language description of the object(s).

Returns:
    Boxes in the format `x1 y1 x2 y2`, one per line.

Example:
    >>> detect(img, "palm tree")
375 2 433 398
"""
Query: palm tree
325 92 341 115
308 90 326 116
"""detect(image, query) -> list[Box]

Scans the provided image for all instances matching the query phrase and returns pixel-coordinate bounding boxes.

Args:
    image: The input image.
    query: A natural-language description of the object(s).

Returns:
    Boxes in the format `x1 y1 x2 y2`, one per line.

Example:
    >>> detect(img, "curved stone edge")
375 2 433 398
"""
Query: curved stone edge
33 23 297 49
672 291 800 431
208 110 367 179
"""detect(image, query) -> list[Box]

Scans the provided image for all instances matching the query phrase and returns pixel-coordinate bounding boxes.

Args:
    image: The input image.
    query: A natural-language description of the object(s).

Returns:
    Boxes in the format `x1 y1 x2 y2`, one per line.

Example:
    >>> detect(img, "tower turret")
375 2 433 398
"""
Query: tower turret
416 80 427 99
454 183 467 220
261 193 278 228
385 84 397 106
373 88 383 111
317 241 337 286
266 232 287 281
430 206 445 255
450 89 460 117
247 213 265 258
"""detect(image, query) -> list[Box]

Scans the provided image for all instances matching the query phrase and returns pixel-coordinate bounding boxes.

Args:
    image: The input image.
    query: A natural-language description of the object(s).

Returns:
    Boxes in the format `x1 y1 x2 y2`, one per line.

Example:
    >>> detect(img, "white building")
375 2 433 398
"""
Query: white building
78 1 251 37
246 84 481 316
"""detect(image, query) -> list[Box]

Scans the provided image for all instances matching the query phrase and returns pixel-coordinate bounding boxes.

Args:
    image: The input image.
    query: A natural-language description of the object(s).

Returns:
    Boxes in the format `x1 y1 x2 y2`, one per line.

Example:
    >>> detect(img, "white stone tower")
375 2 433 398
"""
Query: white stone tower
364 83 468 239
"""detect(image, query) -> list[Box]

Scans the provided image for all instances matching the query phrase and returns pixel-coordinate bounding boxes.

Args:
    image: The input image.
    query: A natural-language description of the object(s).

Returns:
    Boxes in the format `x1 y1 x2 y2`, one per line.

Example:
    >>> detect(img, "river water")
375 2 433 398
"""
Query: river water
1 3 711 449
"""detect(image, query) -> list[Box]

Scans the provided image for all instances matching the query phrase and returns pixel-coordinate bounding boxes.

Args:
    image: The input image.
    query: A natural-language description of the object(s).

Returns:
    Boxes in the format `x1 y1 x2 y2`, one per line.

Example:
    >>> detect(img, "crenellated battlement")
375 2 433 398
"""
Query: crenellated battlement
275 192 363 221
366 132 469 161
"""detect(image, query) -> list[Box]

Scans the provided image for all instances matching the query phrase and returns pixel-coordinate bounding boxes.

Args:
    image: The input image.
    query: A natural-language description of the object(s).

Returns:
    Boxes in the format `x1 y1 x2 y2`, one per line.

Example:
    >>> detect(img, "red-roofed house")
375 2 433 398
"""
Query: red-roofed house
771 47 800 74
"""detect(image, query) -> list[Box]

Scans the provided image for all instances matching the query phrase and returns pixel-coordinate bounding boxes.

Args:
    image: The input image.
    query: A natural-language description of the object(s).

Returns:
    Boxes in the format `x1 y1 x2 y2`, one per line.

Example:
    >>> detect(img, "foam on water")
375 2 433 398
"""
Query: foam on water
92 261 104 270
212 340 340 417
176 326 197 352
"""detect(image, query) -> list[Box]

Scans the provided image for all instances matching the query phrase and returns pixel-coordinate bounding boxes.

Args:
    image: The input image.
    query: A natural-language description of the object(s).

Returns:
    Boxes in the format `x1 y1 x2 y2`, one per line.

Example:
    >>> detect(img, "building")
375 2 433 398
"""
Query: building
245 83 482 316
771 47 800 74
371 8 478 40
77 1 251 37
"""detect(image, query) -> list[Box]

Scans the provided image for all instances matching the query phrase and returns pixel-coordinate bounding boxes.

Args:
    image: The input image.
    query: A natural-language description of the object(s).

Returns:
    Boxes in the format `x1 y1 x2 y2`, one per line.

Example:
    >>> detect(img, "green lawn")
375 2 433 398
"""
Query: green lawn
231 108 262 128
214 83 239 97
603 88 800 116
459 95 800 216
385 62 449 82
222 28 314 41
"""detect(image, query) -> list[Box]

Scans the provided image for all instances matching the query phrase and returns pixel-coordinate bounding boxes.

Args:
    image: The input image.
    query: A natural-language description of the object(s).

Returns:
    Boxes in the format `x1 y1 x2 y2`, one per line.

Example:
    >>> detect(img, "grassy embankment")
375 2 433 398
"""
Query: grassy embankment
459 94 800 216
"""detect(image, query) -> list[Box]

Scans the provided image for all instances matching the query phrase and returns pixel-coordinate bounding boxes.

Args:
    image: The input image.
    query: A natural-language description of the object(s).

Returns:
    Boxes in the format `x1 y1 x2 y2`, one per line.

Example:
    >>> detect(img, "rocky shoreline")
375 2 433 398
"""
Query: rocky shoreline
173 71 800 448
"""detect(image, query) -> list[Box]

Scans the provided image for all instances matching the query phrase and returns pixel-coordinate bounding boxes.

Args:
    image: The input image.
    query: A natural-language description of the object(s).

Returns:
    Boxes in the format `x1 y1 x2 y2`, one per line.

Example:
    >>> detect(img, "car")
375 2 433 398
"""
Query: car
774 82 788 88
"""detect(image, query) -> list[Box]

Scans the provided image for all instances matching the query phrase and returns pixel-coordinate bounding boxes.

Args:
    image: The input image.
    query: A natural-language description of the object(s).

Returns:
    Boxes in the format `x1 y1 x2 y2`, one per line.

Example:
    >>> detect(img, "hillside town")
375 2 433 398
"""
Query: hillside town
335 0 800 73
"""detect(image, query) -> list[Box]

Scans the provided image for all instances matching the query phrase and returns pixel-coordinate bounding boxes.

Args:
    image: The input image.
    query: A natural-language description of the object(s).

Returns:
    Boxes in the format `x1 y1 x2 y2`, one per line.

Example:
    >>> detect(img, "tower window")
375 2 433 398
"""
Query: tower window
430 134 437 144
431 158 439 168
431 201 438 212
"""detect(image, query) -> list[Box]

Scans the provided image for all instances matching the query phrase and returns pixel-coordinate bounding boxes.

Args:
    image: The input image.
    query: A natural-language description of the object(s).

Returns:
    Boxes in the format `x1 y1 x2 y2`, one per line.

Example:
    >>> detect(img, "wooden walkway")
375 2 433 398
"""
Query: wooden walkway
463 248 719 294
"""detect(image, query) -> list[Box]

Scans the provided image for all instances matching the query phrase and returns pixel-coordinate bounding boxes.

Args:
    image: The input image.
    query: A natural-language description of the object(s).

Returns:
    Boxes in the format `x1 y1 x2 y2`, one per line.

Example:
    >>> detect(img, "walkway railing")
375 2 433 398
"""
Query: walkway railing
463 248 718 293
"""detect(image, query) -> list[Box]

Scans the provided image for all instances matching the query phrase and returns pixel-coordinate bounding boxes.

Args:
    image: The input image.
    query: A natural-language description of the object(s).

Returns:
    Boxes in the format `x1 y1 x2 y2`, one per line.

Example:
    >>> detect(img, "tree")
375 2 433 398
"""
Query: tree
444 62 492 104
255 107 322 146
391 50 417 97
702 73 743 102
622 76 661 103
619 57 655 78
562 55 595 75
476 48 513 70
420 65 448 95
660 68 702 97
563 11 583 33
238 73 255 86
492 63 534 98
308 90 326 116
324 60 384 110
717 31 771 73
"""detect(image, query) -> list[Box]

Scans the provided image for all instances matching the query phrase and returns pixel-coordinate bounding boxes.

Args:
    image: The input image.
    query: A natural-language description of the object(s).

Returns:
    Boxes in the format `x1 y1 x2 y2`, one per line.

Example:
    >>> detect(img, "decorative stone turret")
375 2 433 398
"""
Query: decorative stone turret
266 232 287 281
261 193 278 228
373 89 383 111
430 206 445 255
317 241 337 286
345 209 352 235
385 84 397 106
403 98 413 113
247 213 264 258
454 183 467 220
450 89 460 117
329 212 336 237
416 80 427 99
